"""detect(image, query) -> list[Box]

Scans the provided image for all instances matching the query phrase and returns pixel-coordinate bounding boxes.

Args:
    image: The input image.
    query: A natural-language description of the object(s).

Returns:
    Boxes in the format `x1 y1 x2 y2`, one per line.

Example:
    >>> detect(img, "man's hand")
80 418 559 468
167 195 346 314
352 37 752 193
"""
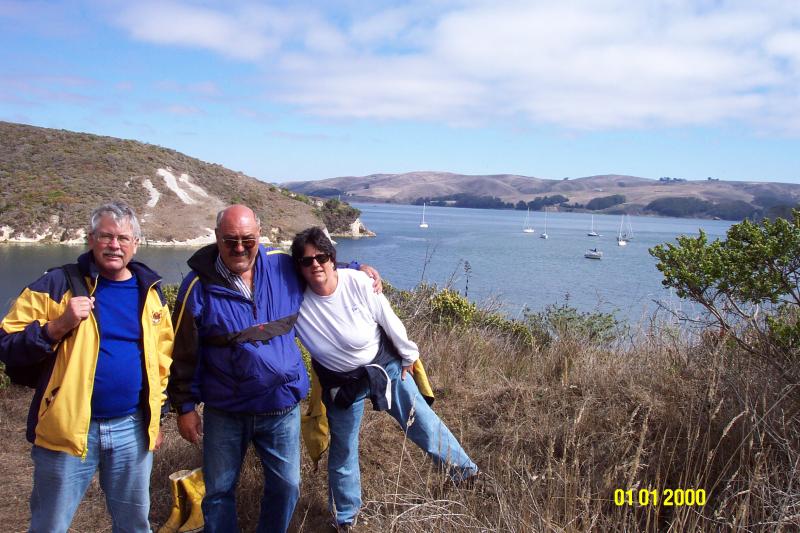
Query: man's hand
177 410 203 444
154 428 164 450
46 296 95 341
401 364 415 381
359 264 383 293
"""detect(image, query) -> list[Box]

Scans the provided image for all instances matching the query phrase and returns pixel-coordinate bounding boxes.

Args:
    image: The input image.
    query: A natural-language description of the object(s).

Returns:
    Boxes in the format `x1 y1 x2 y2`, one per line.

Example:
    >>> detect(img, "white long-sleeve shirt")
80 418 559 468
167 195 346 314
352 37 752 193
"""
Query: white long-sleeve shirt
295 269 419 372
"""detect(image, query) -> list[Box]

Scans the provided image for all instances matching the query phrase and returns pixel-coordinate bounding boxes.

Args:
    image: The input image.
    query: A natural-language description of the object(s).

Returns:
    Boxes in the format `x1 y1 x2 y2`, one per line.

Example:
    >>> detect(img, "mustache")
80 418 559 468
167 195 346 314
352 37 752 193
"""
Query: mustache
229 251 249 258
102 252 124 258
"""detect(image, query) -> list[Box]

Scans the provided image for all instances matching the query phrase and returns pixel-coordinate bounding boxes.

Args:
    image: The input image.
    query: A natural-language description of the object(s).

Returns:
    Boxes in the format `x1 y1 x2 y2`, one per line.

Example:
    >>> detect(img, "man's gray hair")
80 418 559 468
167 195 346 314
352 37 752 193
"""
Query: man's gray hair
215 207 261 229
90 201 142 239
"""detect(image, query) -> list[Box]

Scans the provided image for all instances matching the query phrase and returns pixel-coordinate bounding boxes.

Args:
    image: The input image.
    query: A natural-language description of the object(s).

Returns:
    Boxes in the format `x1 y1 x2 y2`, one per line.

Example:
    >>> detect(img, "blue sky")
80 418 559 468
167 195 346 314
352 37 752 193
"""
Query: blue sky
1 0 799 184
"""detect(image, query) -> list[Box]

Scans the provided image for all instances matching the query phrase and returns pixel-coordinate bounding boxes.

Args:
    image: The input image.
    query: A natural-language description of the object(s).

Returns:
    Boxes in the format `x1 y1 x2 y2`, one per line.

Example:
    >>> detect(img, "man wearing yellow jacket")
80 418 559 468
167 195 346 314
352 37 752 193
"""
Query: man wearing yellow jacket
0 202 174 533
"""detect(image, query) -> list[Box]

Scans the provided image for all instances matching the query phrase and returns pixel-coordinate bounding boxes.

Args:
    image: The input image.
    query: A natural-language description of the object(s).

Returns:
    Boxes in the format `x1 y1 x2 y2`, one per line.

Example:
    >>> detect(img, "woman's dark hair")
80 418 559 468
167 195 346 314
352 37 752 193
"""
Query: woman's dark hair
291 227 337 269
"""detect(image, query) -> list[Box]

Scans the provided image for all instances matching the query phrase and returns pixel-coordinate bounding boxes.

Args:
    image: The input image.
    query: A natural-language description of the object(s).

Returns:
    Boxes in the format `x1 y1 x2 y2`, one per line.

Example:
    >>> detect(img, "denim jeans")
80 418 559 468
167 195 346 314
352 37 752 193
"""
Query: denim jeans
324 358 478 526
202 404 301 533
29 410 153 533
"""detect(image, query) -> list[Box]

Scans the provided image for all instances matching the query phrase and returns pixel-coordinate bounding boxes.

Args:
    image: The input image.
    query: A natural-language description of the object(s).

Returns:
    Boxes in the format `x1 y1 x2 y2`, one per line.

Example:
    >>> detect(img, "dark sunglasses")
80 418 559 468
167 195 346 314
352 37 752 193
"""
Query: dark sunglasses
222 237 258 250
299 253 331 267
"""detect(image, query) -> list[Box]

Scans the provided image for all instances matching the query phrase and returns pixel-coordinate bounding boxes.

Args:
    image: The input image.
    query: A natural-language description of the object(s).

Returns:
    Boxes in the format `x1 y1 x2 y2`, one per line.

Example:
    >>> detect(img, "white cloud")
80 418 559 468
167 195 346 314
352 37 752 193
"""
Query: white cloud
110 0 800 132
114 1 279 60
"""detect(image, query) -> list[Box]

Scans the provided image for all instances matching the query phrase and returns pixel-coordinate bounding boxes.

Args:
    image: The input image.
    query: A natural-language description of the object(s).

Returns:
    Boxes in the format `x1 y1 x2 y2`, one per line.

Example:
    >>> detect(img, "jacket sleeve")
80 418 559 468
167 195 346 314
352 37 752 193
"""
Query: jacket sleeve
0 287 59 368
167 274 202 414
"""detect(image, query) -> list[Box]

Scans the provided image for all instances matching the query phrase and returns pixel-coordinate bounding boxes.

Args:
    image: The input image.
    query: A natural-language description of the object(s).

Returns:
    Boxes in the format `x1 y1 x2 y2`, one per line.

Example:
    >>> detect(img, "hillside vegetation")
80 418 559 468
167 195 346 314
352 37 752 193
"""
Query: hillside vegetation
0 121 360 243
1 214 797 531
287 172 800 221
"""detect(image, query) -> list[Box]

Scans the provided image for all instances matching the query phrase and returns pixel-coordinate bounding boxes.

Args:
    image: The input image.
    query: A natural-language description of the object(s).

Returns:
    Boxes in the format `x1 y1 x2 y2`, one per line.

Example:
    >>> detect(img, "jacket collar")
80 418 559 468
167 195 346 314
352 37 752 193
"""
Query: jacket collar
187 243 264 290
76 250 162 290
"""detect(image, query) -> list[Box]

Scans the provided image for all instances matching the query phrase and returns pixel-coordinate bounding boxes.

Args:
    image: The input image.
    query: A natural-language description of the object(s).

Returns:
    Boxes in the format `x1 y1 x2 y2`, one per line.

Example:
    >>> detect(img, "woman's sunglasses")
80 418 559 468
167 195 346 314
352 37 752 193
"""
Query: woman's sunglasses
299 253 331 267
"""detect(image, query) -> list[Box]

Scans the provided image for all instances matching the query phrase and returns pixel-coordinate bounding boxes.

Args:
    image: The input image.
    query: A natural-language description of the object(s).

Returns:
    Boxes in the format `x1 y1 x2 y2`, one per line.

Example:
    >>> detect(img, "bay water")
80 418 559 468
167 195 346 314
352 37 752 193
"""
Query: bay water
0 204 733 323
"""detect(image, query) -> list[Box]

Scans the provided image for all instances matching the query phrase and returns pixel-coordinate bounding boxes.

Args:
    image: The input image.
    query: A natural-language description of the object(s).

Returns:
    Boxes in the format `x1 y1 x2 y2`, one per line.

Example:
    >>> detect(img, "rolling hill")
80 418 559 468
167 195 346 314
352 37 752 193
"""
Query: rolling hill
286 172 800 220
0 121 348 243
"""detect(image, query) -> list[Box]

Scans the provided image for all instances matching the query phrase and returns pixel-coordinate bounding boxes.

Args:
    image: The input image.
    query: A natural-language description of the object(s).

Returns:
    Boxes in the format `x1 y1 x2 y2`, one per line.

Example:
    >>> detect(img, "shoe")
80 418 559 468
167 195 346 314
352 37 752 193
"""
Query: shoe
459 470 492 494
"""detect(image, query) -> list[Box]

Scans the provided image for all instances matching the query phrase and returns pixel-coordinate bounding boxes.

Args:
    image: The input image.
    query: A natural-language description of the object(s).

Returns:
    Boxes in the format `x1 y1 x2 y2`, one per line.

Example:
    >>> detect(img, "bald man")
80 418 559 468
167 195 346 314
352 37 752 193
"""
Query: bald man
168 205 377 533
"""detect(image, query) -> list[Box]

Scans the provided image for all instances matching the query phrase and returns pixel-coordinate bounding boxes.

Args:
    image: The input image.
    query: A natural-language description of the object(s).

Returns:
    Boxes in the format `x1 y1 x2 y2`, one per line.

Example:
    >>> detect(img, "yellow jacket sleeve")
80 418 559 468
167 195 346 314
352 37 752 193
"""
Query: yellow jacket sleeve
412 359 435 406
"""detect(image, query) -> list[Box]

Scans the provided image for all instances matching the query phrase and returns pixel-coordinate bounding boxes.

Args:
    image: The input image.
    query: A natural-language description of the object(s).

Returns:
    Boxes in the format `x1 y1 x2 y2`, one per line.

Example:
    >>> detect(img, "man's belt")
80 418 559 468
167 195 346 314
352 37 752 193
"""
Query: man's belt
202 313 298 347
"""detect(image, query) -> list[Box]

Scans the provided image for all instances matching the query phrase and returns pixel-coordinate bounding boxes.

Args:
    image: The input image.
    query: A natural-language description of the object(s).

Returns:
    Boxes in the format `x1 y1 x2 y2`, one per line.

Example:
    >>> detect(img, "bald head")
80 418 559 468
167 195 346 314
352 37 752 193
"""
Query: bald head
215 205 262 275
216 205 261 230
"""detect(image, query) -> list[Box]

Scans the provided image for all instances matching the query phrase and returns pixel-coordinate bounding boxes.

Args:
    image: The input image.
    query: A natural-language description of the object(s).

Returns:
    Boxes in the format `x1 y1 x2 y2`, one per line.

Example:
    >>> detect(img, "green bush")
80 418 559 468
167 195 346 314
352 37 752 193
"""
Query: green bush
650 210 800 380
430 288 477 326
524 302 619 346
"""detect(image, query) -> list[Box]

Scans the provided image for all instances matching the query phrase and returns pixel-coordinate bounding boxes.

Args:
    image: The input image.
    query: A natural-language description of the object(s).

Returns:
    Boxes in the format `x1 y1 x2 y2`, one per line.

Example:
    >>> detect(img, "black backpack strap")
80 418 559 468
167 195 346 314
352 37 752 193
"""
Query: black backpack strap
62 263 89 298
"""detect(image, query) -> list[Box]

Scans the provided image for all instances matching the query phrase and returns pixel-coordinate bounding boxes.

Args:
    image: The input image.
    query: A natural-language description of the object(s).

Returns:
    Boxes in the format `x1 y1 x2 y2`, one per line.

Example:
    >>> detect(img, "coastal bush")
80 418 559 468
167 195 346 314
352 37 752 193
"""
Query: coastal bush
525 302 619 346
318 198 361 234
161 283 178 310
650 210 800 383
430 288 477 326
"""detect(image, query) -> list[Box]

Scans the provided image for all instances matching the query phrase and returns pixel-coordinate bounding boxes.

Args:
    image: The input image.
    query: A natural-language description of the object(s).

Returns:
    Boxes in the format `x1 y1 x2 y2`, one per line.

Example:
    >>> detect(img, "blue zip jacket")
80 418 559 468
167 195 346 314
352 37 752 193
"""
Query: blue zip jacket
168 244 309 414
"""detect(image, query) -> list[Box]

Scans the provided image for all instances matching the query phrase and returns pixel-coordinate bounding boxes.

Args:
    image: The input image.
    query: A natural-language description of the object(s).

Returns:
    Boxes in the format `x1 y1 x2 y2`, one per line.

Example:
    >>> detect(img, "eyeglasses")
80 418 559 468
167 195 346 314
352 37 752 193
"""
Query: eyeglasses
299 253 331 267
95 233 135 246
222 237 258 250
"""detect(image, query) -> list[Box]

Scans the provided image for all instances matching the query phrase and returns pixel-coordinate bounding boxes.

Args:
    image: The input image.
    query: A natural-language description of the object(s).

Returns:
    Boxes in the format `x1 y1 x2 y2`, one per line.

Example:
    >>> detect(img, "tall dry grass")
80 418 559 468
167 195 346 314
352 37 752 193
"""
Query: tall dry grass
1 286 798 532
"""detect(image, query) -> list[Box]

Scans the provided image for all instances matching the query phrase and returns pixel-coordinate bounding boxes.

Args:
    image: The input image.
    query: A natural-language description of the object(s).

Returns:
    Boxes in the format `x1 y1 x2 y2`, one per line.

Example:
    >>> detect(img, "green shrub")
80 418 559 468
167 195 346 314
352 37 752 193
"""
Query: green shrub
162 283 179 310
524 302 619 346
430 288 477 326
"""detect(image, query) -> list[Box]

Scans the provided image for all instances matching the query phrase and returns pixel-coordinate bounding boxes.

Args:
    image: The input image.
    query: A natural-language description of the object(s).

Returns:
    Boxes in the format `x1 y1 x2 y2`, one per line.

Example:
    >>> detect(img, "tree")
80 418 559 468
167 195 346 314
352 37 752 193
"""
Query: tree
649 211 800 381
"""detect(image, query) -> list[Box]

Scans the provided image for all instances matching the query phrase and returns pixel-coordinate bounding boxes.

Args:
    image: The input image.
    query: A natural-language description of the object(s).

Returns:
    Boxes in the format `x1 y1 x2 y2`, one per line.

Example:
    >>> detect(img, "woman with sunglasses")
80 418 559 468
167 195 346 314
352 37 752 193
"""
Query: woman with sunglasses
290 227 478 531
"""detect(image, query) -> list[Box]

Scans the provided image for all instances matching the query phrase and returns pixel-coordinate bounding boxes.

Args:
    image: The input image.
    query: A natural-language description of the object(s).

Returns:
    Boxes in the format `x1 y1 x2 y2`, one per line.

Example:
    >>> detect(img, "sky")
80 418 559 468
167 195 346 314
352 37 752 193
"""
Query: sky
1 0 799 185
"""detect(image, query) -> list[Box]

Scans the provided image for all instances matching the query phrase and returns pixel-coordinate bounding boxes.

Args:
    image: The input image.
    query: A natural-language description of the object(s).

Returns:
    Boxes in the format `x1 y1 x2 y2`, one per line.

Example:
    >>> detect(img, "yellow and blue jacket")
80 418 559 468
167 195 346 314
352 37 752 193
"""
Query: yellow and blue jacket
0 252 174 457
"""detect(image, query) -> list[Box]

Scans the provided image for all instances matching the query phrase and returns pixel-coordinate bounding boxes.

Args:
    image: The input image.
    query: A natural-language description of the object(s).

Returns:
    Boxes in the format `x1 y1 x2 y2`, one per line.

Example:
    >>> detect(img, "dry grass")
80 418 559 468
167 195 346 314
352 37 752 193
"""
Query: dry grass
1 298 799 532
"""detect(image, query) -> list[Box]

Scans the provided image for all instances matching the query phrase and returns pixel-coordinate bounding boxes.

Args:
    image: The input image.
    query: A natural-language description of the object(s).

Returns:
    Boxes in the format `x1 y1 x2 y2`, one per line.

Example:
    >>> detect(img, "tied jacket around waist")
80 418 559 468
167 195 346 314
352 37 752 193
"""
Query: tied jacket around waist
0 252 174 457
168 244 310 414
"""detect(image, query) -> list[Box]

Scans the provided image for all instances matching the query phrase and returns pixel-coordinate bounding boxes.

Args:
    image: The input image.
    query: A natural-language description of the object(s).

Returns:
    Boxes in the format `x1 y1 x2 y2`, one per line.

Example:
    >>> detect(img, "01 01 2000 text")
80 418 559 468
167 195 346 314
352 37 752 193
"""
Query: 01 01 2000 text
614 488 706 507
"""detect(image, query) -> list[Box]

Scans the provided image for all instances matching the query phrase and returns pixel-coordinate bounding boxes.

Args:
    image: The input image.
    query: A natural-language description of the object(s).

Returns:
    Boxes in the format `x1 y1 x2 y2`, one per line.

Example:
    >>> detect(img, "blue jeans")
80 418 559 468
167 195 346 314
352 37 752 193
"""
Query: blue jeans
324 358 478 525
29 410 153 533
202 404 301 533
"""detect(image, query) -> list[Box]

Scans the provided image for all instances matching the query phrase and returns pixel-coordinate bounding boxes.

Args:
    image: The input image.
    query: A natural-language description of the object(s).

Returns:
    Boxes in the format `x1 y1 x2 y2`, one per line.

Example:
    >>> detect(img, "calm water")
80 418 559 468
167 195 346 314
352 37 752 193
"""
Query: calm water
0 205 733 322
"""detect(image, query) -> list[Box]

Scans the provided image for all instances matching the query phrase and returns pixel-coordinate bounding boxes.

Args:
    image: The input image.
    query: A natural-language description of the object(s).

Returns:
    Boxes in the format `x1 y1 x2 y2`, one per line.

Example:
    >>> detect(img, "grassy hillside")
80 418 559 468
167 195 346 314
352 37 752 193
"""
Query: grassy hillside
1 283 795 531
0 121 350 242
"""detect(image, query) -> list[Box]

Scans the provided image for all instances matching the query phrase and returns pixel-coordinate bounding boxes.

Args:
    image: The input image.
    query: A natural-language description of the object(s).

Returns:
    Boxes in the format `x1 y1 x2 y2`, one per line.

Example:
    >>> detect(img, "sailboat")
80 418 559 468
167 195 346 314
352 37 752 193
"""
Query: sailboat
617 215 628 246
540 209 549 239
587 215 599 237
584 247 603 259
419 203 429 228
624 215 634 241
522 208 534 233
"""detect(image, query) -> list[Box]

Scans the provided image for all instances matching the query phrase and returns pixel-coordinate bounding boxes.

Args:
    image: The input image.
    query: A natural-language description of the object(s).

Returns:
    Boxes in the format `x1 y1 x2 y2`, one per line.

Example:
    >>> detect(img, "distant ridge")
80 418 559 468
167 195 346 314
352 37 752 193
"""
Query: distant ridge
286 171 800 220
0 121 327 243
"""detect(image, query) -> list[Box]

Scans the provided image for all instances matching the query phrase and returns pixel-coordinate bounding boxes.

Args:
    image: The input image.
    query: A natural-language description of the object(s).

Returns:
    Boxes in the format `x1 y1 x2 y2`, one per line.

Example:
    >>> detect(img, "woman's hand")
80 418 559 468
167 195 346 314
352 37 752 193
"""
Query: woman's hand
401 364 415 381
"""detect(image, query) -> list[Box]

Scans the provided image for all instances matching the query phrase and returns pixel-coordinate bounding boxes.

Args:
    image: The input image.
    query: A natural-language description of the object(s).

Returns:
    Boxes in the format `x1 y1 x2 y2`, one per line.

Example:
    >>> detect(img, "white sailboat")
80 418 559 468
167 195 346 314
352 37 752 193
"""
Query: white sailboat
617 215 628 246
624 215 634 241
419 203 429 228
584 247 603 259
587 215 599 237
540 209 549 239
522 208 534 233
